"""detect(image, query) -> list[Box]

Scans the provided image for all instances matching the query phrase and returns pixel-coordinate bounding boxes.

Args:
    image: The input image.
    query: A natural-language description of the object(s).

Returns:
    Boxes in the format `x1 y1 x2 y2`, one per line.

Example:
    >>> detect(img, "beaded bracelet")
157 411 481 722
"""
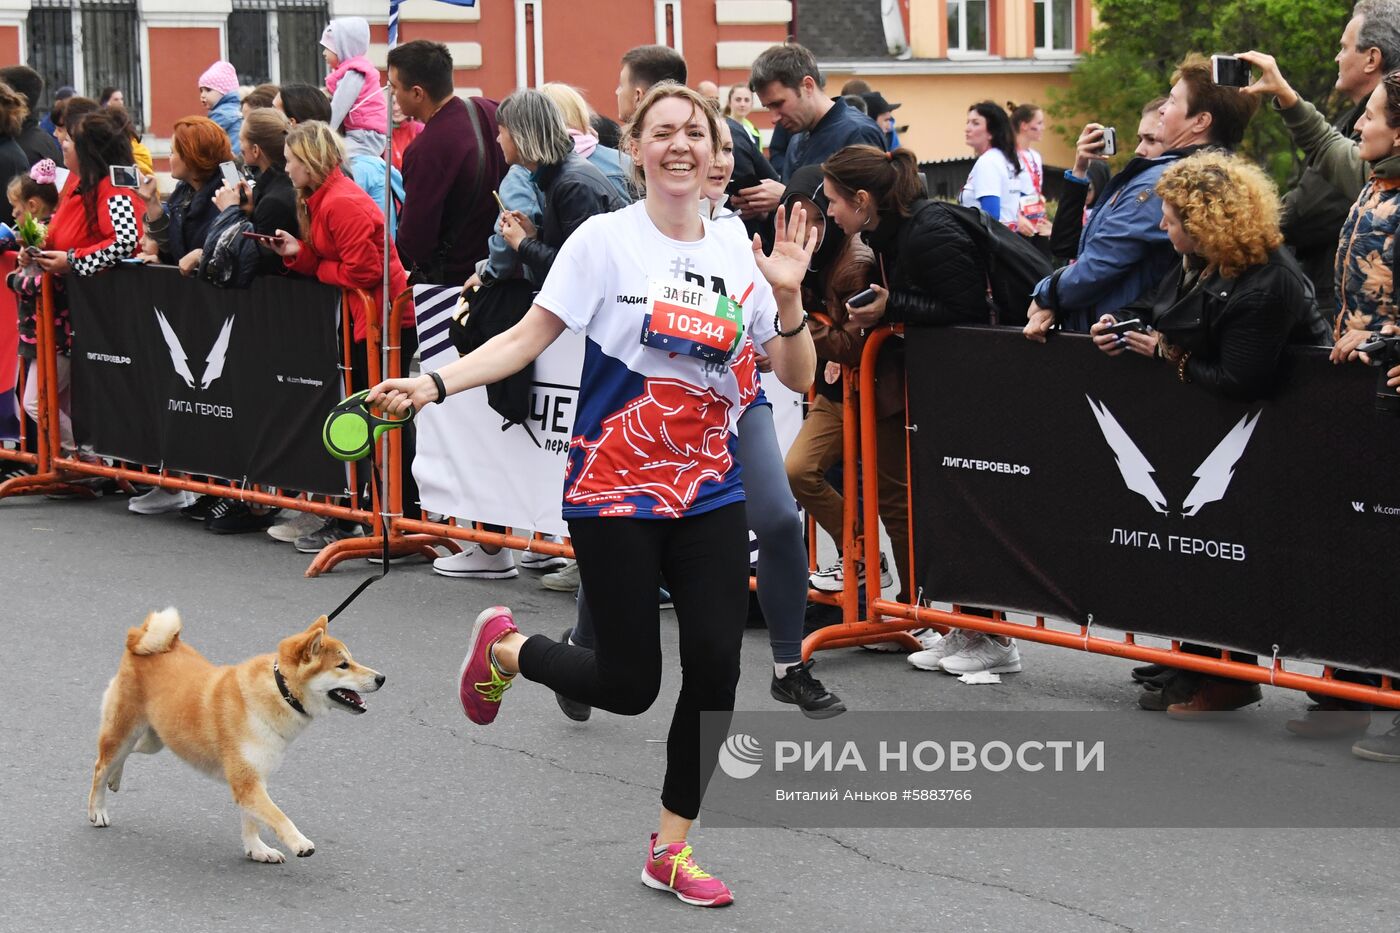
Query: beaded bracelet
774 310 809 338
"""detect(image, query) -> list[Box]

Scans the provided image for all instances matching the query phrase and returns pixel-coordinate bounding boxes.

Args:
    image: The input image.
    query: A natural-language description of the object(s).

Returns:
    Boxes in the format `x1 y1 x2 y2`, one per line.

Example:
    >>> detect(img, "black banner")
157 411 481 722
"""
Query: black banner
906 326 1400 676
69 266 346 495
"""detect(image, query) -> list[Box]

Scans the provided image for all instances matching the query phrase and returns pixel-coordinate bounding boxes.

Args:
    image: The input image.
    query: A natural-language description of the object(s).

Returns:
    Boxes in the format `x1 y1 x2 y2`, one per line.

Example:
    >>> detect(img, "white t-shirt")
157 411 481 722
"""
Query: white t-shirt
534 201 779 520
959 148 1020 224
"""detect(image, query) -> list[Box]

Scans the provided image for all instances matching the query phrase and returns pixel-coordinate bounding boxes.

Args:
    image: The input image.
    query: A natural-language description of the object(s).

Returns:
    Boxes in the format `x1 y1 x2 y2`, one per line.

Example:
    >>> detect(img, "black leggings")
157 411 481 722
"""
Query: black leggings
517 502 750 820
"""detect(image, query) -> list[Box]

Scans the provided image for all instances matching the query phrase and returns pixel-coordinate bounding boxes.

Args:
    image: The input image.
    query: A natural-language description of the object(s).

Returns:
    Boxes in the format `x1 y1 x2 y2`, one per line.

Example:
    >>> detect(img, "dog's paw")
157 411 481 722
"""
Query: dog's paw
89 806 110 828
106 772 121 793
295 841 316 858
246 844 286 864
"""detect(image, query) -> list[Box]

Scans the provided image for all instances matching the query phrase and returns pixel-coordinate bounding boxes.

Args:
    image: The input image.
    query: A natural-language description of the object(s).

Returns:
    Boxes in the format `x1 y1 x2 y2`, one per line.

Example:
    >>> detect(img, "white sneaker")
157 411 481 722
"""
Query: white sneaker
908 629 971 671
433 545 518 579
809 553 894 593
938 634 1023 675
863 627 941 653
519 535 568 571
267 510 326 543
540 560 581 592
127 486 195 515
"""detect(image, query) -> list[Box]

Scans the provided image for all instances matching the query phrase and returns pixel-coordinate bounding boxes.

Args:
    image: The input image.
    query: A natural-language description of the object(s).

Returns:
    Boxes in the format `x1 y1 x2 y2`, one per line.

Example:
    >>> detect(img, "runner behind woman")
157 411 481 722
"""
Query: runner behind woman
367 82 817 908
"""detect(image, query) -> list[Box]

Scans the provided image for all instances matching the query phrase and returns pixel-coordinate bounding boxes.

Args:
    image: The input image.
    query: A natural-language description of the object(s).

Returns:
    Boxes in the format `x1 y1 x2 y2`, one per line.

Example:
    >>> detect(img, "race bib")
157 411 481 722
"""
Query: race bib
639 278 745 363
1019 193 1048 225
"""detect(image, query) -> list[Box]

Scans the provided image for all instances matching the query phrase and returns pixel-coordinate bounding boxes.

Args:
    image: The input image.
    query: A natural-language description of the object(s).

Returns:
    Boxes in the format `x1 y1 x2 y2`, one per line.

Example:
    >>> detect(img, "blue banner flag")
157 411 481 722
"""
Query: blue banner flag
388 0 477 47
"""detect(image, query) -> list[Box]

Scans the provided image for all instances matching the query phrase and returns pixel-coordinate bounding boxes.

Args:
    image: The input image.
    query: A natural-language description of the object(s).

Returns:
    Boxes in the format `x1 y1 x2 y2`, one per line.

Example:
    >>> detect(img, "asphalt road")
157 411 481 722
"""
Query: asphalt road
2 491 1395 932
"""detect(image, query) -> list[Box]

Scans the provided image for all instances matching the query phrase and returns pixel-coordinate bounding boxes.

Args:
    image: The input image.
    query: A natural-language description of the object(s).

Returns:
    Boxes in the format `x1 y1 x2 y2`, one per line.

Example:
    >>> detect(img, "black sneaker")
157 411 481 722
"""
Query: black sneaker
771 660 847 719
206 501 276 535
1131 663 1171 684
0 462 35 483
554 628 592 722
181 494 221 521
1353 715 1400 763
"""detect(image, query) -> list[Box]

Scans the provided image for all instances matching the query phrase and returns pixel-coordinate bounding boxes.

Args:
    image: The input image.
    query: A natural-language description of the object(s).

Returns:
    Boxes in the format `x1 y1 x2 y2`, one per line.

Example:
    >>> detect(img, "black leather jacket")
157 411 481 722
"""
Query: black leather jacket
1146 248 1332 401
863 198 989 326
516 153 627 282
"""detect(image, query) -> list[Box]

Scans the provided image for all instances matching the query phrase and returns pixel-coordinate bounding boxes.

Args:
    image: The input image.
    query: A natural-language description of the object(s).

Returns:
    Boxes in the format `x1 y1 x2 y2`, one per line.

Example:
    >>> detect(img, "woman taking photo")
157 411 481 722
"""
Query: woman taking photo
267 121 418 551
960 101 1022 228
140 116 232 276
495 88 626 283
368 83 816 908
1090 150 1329 715
819 144 1015 675
208 106 297 277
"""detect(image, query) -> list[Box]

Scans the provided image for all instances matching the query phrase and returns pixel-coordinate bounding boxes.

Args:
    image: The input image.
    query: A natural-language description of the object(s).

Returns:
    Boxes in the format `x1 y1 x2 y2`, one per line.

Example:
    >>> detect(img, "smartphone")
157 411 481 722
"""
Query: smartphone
848 287 878 308
219 160 241 191
1104 318 1149 335
240 230 280 244
109 164 141 188
1211 54 1251 87
491 190 507 213
1100 126 1117 157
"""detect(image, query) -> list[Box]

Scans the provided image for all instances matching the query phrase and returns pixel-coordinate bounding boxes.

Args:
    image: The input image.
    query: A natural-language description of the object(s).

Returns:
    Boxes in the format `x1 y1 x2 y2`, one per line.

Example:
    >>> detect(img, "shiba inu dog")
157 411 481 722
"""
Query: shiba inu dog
87 609 384 862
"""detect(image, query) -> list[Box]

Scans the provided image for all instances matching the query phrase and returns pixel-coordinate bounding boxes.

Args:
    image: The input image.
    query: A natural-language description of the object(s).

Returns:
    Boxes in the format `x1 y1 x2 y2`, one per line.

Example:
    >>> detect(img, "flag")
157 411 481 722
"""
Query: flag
388 0 477 47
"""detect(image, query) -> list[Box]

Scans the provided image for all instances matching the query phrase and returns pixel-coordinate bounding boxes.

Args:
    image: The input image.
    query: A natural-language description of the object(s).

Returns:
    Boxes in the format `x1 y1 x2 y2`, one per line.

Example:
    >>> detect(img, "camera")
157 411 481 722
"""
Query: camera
108 165 141 188
1357 331 1400 413
1100 126 1117 157
1211 55 1251 87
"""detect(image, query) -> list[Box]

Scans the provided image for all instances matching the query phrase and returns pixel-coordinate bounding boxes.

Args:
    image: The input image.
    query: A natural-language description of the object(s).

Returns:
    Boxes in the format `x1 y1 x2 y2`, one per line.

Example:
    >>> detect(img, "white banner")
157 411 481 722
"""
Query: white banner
411 284 806 539
412 285 583 536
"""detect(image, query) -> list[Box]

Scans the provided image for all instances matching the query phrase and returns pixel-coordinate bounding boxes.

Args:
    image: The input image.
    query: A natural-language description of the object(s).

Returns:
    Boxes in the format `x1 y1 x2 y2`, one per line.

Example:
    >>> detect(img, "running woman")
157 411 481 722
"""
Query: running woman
368 82 817 908
563 112 846 722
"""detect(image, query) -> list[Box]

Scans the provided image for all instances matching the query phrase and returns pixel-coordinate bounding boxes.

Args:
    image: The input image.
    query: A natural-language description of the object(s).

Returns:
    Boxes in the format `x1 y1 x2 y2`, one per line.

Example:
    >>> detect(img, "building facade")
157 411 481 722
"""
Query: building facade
0 0 792 163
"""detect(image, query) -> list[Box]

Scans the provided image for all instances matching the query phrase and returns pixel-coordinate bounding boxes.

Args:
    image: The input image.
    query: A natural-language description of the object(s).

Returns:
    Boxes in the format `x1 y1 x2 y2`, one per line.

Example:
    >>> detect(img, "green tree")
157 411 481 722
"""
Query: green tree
1048 0 1354 183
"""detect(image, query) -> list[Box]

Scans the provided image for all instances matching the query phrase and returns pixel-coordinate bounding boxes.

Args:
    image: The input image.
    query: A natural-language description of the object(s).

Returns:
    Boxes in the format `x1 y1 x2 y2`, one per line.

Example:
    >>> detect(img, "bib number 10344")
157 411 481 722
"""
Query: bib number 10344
640 278 745 364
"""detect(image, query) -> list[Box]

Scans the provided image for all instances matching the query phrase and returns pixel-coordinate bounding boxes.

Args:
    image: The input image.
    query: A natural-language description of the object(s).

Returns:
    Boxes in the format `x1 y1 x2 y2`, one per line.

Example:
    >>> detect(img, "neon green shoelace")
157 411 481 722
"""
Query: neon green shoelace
666 845 713 887
474 658 514 703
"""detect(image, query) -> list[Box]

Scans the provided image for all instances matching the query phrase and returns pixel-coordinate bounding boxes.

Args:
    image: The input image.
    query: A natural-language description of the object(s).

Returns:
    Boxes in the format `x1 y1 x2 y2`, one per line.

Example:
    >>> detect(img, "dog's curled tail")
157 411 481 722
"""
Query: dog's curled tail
127 607 182 655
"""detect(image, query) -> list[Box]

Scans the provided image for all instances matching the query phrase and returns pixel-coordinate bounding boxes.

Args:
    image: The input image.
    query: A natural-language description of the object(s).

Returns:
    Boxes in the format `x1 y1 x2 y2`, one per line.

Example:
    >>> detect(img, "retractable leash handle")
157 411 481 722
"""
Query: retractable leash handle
320 390 416 622
322 389 416 461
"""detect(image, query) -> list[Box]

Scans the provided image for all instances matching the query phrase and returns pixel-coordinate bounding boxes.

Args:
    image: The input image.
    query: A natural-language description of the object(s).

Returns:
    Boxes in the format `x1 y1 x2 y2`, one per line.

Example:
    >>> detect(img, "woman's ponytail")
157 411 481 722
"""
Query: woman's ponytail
822 144 925 218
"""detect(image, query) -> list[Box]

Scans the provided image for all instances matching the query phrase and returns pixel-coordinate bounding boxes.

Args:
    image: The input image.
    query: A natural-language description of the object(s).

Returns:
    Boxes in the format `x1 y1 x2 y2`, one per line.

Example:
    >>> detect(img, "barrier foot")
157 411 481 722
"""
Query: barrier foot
802 618 930 660
304 533 443 577
0 472 101 500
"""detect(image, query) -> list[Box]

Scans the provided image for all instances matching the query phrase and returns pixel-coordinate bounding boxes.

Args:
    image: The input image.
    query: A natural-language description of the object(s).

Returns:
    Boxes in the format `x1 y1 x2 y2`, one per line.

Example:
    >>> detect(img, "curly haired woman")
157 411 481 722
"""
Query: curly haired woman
1089 150 1331 716
1091 150 1329 400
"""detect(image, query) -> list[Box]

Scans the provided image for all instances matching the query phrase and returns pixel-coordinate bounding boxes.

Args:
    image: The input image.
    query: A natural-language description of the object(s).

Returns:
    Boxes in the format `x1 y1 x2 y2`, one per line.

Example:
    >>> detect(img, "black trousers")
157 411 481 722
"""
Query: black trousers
517 502 750 820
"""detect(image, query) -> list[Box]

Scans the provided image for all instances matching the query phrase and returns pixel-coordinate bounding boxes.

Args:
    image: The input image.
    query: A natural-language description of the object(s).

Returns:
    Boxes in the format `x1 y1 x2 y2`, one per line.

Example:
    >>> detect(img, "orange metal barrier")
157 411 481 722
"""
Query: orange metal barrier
1 274 389 573
802 323 1400 710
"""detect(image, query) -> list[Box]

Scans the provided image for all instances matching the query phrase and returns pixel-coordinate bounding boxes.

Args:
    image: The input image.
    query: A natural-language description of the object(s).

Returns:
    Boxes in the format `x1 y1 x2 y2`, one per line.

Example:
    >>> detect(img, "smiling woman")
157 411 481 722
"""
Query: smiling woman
366 81 817 909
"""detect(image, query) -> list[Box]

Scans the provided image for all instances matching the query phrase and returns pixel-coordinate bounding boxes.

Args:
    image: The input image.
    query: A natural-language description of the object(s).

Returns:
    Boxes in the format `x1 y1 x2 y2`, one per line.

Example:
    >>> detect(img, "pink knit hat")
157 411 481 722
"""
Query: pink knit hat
197 61 238 97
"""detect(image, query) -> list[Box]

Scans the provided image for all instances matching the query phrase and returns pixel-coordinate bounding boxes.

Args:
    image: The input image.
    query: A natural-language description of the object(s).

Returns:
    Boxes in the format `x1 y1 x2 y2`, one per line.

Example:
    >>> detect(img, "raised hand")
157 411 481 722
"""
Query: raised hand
752 203 818 296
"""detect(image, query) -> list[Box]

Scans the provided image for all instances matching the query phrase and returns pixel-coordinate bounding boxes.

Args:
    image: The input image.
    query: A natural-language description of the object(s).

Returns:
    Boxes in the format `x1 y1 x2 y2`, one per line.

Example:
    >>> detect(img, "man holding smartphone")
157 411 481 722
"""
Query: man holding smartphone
1236 0 1400 316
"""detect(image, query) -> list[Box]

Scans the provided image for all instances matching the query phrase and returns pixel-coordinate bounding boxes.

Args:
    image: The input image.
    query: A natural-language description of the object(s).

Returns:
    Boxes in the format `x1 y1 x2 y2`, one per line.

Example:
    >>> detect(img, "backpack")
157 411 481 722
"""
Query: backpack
932 201 1052 326
197 207 256 290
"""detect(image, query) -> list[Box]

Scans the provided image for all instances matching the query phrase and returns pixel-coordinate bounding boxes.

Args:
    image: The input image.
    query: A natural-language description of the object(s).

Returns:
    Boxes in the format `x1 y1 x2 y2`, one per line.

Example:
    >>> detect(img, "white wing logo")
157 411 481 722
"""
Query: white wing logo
154 308 235 390
1181 412 1260 517
1087 397 1259 518
1086 396 1168 514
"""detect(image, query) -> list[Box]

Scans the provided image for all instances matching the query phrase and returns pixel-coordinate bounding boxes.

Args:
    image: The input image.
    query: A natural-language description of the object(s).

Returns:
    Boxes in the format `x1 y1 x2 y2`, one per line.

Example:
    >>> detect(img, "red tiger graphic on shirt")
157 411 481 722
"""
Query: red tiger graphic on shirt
565 377 734 517
729 336 761 408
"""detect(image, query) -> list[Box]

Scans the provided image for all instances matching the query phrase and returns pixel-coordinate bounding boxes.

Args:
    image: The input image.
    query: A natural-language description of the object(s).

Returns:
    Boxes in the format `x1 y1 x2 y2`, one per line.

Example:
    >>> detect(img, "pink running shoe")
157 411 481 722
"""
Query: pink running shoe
457 606 518 725
640 833 734 907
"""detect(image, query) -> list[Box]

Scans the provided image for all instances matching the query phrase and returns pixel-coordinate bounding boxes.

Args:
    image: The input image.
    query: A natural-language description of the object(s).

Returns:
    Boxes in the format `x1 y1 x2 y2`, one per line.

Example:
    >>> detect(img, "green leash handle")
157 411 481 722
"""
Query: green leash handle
322 389 416 462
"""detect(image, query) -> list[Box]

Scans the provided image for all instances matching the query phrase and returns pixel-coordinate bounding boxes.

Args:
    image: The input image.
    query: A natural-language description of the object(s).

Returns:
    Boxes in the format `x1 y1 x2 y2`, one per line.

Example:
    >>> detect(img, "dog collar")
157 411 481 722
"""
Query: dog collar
273 661 309 716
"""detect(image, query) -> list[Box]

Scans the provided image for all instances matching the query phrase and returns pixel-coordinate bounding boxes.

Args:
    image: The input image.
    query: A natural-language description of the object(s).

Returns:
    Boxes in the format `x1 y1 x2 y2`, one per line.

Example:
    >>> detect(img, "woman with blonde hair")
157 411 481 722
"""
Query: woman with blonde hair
1091 149 1329 716
266 120 419 550
368 82 817 906
540 81 630 200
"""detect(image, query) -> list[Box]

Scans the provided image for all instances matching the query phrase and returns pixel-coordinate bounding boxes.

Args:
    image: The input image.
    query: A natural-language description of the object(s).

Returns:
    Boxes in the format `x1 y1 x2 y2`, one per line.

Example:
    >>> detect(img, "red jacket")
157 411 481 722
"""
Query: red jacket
285 166 411 341
46 177 143 276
